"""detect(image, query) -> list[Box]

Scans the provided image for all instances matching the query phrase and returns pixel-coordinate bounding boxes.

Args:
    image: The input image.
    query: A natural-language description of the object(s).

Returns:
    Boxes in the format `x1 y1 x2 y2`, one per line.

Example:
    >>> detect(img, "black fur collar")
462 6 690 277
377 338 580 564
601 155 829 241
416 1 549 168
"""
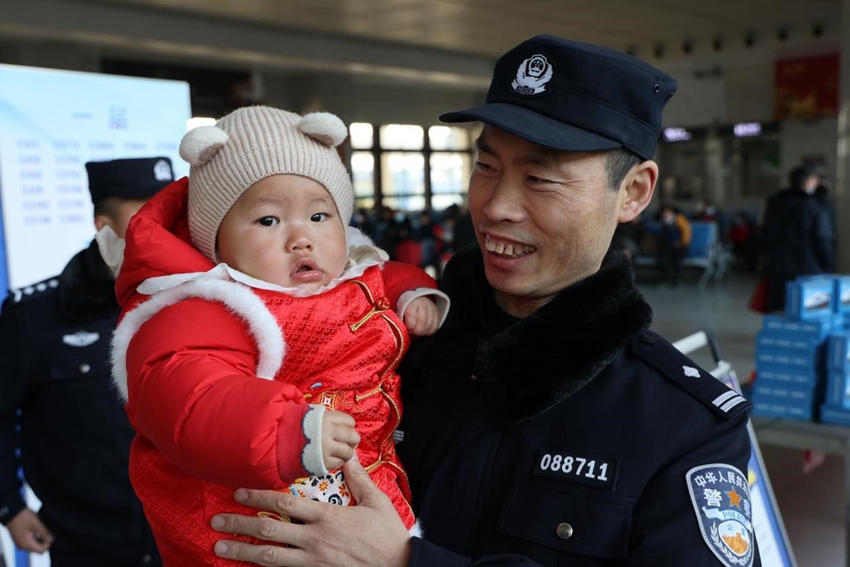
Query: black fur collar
430 246 653 423
57 239 119 321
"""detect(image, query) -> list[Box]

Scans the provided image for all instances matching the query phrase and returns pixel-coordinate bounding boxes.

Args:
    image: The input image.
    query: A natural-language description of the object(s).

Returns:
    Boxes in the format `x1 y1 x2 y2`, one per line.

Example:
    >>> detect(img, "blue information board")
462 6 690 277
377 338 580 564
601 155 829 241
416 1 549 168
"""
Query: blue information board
0 63 190 291
0 63 191 567
725 370 797 566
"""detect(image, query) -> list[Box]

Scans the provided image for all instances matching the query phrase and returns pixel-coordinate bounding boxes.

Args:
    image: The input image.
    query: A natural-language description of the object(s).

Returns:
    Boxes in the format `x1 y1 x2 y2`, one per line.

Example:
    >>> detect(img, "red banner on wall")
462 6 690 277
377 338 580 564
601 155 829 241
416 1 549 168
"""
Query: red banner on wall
774 53 839 120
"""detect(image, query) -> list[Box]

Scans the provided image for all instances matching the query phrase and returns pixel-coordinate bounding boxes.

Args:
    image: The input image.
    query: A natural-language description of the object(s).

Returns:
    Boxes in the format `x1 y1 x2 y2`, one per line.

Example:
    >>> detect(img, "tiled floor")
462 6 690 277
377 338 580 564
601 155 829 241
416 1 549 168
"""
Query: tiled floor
639 267 844 567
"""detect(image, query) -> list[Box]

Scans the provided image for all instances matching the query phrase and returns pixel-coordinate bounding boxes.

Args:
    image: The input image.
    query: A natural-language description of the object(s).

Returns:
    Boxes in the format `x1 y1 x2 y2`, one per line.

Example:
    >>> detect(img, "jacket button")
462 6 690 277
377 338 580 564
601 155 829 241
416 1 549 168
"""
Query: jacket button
139 555 153 566
556 522 573 539
79 363 91 374
640 334 656 345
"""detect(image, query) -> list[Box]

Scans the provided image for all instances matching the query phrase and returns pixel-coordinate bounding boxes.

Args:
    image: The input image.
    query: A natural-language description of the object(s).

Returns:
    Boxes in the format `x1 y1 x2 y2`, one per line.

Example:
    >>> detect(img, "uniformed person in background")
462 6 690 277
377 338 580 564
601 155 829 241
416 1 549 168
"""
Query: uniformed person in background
211 35 760 567
0 157 172 567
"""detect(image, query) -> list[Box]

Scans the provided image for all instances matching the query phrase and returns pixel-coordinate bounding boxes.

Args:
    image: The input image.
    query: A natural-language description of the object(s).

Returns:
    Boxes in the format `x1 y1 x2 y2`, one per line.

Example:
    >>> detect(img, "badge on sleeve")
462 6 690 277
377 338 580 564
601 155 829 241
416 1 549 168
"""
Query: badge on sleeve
686 464 754 567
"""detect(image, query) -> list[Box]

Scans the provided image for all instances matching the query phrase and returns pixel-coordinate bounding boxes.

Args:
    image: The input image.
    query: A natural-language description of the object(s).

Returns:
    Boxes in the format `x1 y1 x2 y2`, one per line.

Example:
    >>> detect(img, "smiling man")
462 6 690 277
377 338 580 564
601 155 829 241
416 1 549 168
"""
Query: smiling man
211 34 759 567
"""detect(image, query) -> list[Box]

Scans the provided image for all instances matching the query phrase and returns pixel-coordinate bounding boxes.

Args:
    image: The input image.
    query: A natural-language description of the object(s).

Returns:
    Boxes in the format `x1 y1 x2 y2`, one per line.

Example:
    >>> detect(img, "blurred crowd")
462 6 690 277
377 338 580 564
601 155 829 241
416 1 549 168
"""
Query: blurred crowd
351 203 476 277
356 197 766 281
612 198 761 274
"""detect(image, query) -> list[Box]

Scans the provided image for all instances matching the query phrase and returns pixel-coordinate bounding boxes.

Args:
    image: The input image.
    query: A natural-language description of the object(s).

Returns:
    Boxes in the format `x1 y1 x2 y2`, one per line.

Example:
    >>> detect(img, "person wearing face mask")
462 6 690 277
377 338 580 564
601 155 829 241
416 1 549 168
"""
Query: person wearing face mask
0 158 170 567
759 164 835 312
656 205 692 287
106 105 449 565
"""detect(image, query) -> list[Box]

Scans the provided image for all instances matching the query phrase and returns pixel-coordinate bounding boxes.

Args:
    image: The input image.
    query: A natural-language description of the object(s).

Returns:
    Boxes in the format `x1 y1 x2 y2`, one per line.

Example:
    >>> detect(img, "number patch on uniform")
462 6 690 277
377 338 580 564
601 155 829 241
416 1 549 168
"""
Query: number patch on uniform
533 448 617 489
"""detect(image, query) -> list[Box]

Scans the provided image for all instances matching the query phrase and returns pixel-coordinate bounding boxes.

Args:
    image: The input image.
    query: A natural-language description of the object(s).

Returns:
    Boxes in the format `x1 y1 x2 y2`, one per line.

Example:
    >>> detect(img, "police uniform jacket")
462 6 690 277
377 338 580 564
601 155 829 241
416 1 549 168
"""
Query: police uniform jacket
0 240 160 565
397 246 759 567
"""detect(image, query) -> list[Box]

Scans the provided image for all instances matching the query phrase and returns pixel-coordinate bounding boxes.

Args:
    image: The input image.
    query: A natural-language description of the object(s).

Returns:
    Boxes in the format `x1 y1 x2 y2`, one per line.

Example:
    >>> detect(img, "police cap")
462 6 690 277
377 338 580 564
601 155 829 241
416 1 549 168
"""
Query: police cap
85 157 175 204
439 34 677 160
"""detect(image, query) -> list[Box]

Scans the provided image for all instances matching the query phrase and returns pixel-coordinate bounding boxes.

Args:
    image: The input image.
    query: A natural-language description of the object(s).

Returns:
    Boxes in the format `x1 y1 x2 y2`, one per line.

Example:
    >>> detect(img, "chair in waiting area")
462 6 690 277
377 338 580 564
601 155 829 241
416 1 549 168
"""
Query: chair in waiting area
683 221 723 287
630 219 729 287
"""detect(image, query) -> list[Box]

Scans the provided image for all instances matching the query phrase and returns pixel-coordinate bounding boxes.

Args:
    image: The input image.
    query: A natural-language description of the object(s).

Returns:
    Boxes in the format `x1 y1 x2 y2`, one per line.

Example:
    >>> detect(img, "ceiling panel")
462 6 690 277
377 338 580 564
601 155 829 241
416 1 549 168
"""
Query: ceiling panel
90 0 840 58
20 0 840 74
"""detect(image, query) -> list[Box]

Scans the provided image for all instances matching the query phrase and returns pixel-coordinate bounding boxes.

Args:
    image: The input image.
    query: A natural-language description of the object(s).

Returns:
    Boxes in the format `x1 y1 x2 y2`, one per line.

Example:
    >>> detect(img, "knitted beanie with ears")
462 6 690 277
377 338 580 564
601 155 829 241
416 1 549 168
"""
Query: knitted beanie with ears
180 105 353 262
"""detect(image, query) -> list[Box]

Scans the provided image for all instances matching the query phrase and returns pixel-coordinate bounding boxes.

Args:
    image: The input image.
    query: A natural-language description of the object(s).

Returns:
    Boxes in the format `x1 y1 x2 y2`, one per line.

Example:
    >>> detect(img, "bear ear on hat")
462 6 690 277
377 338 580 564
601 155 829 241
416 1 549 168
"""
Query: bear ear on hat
180 125 229 166
299 112 348 148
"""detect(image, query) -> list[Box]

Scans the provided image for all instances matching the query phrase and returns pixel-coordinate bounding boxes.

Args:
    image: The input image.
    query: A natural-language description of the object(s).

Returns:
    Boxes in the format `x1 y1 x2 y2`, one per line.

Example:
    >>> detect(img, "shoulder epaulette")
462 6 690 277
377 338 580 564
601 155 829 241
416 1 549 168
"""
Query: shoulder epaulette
10 277 60 303
630 329 751 422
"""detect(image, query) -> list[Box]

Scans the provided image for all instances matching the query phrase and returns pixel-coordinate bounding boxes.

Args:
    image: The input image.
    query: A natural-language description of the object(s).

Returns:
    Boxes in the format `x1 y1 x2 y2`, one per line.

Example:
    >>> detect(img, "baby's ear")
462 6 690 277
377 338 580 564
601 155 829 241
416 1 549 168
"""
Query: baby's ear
299 112 348 147
180 125 229 165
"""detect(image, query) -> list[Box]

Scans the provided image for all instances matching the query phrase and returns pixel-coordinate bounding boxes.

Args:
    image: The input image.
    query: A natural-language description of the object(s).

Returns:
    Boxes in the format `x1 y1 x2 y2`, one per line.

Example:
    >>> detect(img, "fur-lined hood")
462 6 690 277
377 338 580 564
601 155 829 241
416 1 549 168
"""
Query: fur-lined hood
115 177 214 307
402 245 652 423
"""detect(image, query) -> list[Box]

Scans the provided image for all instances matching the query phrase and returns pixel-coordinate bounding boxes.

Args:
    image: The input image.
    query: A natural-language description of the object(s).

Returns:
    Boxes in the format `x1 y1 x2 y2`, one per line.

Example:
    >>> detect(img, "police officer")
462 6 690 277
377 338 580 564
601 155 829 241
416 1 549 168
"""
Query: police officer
208 35 759 567
0 157 173 566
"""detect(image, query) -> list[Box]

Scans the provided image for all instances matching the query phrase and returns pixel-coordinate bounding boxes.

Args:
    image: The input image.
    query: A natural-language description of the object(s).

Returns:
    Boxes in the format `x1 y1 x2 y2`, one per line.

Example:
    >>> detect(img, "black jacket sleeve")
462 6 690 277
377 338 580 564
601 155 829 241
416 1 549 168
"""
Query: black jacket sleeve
0 296 28 525
810 204 835 272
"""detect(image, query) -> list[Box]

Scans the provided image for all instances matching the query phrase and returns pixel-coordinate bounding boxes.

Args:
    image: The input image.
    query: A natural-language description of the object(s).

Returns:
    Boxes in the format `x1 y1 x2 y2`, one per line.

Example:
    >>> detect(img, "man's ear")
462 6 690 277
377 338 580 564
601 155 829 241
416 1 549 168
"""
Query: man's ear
619 160 658 223
94 213 112 233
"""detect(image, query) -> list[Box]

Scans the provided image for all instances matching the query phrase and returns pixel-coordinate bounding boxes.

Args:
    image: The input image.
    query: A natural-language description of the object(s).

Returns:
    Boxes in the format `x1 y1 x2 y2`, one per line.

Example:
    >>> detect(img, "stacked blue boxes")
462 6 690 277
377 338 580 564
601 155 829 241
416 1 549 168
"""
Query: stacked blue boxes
785 277 835 320
819 275 850 424
752 274 850 422
751 315 830 421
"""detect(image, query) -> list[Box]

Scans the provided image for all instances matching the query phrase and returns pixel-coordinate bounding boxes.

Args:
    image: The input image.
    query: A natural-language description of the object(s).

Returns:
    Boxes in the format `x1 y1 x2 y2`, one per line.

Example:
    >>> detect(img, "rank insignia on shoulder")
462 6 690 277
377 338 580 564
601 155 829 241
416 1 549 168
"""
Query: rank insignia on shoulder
687 463 754 567
12 278 59 302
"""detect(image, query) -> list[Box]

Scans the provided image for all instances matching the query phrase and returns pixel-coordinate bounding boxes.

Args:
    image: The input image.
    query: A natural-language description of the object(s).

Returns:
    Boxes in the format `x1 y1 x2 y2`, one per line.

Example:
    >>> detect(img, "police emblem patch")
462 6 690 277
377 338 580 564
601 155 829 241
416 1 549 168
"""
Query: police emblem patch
511 54 553 95
686 463 754 567
153 159 173 182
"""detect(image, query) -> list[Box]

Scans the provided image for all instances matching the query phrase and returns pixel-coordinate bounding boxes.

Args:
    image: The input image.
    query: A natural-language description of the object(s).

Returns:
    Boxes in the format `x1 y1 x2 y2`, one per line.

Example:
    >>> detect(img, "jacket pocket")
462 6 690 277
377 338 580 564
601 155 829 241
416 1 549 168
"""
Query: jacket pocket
498 484 632 558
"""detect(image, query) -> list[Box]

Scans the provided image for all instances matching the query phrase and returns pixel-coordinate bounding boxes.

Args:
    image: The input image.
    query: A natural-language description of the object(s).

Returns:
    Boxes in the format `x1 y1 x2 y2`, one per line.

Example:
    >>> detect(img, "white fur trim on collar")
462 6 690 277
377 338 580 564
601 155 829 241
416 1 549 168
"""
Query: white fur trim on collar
111 279 285 402
136 227 387 299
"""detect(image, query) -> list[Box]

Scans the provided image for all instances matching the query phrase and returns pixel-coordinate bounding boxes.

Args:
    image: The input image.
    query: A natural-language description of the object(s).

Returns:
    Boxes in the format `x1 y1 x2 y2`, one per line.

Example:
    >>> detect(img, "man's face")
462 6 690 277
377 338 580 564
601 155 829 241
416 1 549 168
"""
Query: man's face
108 199 148 238
468 126 628 317
804 174 820 193
217 174 348 290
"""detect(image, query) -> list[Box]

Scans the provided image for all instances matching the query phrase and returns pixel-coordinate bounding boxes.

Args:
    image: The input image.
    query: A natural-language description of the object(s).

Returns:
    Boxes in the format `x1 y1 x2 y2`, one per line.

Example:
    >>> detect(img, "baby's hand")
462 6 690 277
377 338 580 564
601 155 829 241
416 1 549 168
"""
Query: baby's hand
321 410 360 471
402 296 441 337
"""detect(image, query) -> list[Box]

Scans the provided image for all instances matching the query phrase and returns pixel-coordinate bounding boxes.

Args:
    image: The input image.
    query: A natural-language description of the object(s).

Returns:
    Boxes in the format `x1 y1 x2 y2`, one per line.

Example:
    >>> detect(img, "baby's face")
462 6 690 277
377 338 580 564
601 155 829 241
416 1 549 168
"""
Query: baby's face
218 174 348 290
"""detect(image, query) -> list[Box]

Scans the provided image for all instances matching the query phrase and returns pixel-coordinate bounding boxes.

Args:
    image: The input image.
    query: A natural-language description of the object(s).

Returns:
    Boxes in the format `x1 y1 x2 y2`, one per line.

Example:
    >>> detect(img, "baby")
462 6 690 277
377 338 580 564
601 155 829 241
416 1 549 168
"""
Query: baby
109 106 448 565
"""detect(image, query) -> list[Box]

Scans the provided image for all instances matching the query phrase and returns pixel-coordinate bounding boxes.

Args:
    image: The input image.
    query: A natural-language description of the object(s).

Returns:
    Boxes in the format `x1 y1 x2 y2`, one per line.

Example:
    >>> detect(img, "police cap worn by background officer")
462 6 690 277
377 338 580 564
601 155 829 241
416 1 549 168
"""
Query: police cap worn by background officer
440 34 677 159
86 157 175 203
0 155 172 566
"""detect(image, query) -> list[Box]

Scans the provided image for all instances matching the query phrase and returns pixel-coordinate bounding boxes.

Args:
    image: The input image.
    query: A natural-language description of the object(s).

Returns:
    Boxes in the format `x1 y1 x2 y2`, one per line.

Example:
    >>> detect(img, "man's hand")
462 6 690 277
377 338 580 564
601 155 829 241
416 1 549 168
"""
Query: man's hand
210 457 413 567
402 297 440 337
6 507 53 553
321 410 360 470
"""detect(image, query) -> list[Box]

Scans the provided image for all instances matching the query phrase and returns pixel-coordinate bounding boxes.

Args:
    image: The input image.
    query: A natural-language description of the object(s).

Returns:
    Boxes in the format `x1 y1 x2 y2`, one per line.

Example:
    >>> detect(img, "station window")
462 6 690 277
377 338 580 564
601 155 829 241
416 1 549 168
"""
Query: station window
348 122 474 214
